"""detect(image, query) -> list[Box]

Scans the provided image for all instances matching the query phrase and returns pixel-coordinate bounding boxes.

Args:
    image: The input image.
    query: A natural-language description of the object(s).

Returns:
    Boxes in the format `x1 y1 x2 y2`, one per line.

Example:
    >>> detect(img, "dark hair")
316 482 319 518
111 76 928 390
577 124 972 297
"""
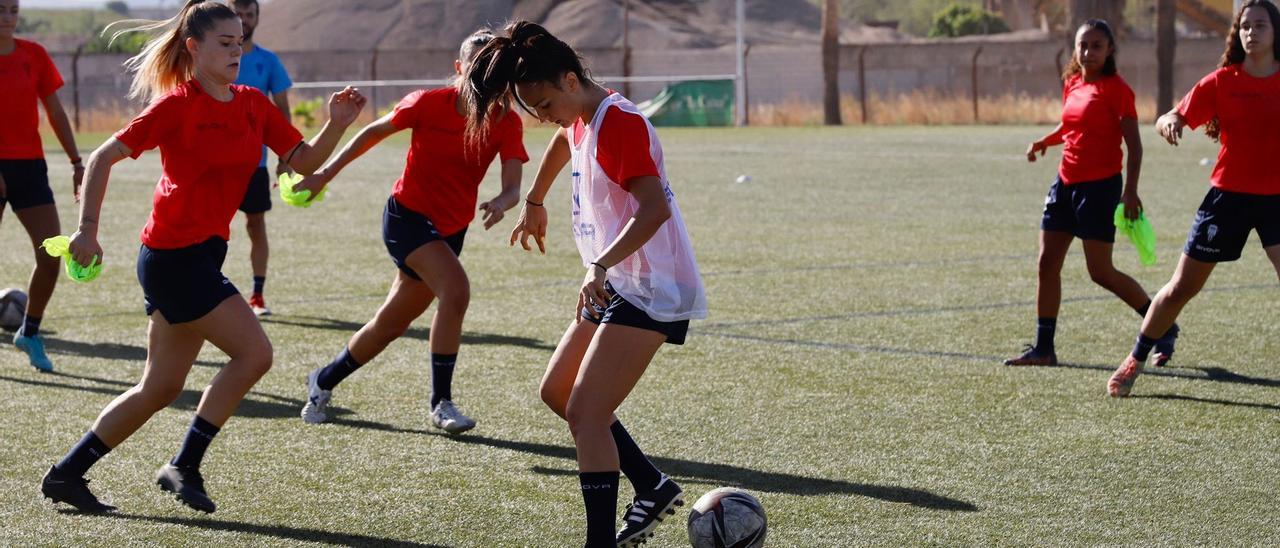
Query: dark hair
1062 19 1118 80
106 0 239 103
461 20 589 140
1206 0 1280 140
453 29 496 93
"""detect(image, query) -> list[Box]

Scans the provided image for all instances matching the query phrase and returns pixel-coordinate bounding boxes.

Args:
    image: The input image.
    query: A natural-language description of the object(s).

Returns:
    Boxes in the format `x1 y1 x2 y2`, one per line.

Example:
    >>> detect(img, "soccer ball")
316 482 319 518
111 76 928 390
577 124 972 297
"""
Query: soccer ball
687 488 767 548
0 288 28 331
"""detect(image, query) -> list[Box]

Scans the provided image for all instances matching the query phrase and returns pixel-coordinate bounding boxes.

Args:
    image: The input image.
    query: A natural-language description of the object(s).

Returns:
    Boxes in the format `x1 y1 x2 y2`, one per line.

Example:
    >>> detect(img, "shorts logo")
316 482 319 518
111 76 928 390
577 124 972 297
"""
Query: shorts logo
1206 224 1218 242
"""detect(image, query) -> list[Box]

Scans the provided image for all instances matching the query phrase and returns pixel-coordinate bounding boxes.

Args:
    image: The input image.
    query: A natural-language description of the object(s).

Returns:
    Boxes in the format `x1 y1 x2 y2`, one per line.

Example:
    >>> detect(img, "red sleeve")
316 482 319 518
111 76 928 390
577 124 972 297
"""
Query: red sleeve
390 90 427 130
497 113 529 163
33 44 64 98
257 91 303 158
1109 78 1138 120
595 107 658 191
1177 71 1219 130
114 95 181 159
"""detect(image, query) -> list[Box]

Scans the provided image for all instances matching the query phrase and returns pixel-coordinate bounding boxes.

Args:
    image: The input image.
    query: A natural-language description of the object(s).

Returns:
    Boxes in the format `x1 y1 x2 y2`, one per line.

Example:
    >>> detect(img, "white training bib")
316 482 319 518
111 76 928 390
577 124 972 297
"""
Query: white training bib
568 93 707 322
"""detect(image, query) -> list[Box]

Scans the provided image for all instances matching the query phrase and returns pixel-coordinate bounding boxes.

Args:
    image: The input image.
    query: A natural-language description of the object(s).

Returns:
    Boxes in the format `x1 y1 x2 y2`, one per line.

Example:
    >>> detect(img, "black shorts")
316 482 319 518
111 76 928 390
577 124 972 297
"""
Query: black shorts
581 282 690 345
238 167 272 214
1183 187 1280 263
382 196 465 281
1040 173 1122 243
137 237 240 324
0 159 55 211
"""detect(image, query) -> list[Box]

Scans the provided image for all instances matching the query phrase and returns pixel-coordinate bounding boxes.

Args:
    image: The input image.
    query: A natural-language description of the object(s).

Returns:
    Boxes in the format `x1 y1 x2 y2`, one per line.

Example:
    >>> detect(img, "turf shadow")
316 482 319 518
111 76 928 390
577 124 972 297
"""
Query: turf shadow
1131 393 1280 411
0 372 305 419
260 315 556 350
79 512 446 547
1052 362 1280 389
37 337 221 367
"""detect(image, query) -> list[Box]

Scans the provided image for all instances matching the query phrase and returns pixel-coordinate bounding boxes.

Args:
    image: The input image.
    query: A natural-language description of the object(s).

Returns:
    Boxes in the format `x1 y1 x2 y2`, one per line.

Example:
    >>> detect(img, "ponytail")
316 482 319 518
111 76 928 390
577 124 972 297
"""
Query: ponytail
104 0 238 104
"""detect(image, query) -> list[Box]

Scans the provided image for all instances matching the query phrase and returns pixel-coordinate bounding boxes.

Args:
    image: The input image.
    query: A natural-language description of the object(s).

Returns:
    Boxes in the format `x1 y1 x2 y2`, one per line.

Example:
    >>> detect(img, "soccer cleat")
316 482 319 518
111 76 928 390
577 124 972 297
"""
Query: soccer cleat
156 463 216 513
300 368 332 424
1003 345 1057 366
14 332 54 372
429 399 476 434
1151 324 1180 367
1108 355 1145 398
616 475 684 547
40 465 116 513
248 294 272 317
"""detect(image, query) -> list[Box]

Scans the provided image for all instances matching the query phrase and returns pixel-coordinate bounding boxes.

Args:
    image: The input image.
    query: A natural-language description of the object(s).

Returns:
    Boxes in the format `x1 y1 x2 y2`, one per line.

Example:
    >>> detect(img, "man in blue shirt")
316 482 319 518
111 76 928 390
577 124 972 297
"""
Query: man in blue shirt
232 0 292 316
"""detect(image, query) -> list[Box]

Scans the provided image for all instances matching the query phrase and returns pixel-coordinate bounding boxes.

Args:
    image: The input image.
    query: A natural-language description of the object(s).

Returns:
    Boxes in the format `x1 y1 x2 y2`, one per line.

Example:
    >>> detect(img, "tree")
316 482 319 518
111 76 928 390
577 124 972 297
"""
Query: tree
929 3 1011 37
822 0 842 125
104 1 129 16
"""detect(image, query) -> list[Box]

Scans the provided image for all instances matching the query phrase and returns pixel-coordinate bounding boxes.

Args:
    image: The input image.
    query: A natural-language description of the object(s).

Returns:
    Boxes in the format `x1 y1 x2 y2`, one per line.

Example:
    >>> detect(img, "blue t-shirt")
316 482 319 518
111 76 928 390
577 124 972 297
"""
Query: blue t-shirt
235 45 293 166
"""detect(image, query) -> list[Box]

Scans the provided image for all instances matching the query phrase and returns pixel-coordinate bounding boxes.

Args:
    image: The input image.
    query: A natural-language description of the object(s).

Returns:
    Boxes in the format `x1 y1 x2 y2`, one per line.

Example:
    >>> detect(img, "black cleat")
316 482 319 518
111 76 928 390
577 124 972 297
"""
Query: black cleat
1003 345 1058 366
156 463 216 513
616 476 684 547
41 465 116 513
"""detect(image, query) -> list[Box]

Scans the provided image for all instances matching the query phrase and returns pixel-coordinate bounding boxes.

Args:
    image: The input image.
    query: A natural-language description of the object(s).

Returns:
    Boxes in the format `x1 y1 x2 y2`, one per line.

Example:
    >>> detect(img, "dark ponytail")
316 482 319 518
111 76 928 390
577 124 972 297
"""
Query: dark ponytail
461 21 589 141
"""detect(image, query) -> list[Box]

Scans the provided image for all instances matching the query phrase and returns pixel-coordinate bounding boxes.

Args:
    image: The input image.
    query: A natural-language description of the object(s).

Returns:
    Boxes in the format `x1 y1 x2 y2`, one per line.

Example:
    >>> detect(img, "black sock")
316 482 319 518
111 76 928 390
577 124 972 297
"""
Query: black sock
1137 300 1152 317
252 276 265 296
171 415 220 470
1034 317 1056 354
579 471 620 547
317 347 363 390
611 421 661 492
430 353 457 408
1131 334 1158 361
54 431 111 477
20 314 41 338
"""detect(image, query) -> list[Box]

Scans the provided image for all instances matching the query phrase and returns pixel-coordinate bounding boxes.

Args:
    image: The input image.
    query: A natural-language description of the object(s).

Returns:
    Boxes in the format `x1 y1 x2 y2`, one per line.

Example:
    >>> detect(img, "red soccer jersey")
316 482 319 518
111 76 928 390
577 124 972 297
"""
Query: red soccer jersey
1178 65 1280 195
115 82 303 249
1058 73 1137 184
389 87 529 236
571 103 660 191
0 39 65 159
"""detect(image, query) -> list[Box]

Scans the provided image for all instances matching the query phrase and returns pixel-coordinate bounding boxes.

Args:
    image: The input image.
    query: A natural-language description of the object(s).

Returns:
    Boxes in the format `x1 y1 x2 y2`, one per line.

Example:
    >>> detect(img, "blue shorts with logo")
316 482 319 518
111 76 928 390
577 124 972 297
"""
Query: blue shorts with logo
1183 187 1280 263
137 237 240 324
1040 173 1122 243
382 196 465 281
0 159 55 211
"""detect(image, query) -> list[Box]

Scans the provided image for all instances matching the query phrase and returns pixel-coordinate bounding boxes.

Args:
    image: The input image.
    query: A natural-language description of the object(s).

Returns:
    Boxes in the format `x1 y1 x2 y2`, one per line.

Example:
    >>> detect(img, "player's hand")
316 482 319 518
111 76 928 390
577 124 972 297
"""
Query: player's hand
68 230 102 268
275 160 292 182
72 164 85 203
1026 140 1048 162
577 264 610 322
1156 112 1184 146
509 202 547 254
1122 191 1143 221
327 86 367 128
479 198 505 230
294 170 331 201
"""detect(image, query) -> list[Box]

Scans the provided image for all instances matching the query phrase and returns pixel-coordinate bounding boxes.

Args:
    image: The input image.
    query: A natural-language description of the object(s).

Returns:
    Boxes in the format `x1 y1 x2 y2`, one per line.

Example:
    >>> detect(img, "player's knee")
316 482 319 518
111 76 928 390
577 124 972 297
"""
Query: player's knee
436 282 470 318
539 382 568 417
564 400 608 438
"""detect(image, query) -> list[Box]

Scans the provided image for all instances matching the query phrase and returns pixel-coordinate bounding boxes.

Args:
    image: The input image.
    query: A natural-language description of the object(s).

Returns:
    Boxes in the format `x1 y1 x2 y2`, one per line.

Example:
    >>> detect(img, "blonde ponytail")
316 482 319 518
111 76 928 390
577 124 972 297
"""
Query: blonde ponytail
104 0 238 104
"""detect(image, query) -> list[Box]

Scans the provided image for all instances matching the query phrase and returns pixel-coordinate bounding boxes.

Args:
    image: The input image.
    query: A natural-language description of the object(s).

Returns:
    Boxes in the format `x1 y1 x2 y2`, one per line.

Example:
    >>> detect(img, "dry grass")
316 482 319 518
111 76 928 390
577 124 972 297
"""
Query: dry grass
749 91 1161 126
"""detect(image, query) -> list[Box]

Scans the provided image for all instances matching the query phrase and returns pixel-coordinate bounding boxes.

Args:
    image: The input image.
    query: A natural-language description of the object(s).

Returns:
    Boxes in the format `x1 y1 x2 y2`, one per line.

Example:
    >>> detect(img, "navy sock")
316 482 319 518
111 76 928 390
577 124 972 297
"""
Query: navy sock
611 421 661 492
252 276 266 296
1137 300 1152 318
54 431 111 478
171 415 220 470
1131 334 1158 361
20 314 41 338
317 347 363 391
430 353 457 408
579 471 620 547
1034 317 1056 354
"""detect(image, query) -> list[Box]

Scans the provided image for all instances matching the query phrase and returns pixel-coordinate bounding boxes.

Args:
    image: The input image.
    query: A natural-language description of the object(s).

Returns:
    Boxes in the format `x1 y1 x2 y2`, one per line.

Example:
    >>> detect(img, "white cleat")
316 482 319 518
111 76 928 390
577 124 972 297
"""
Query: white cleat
429 400 476 434
300 368 332 424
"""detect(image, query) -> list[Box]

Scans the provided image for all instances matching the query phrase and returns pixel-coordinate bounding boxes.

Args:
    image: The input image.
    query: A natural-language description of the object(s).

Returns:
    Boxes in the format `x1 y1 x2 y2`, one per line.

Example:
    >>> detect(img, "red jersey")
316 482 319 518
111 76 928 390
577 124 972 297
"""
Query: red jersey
571 103 660 191
1058 74 1137 184
115 81 303 249
389 87 528 236
0 39 64 159
1178 65 1280 195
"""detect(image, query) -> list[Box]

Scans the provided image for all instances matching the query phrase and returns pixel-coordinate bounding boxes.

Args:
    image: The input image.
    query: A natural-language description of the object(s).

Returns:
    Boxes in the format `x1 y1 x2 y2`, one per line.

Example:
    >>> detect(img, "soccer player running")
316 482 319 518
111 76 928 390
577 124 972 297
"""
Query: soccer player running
39 0 364 513
0 0 85 372
296 30 528 434
230 0 292 316
1005 19 1179 367
462 21 707 547
1109 0 1280 397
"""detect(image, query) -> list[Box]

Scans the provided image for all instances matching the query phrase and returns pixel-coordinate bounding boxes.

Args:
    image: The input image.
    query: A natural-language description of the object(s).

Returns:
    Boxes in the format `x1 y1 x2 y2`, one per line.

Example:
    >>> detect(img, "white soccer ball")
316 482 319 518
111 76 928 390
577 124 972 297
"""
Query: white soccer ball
1199 157 1212 167
735 175 752 184
0 288 28 331
687 488 767 548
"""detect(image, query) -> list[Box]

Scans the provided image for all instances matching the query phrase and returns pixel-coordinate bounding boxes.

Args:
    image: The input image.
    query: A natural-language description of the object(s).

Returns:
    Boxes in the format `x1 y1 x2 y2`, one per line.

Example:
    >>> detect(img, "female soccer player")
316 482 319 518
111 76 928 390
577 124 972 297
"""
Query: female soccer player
463 21 707 547
296 30 528 433
39 0 364 513
1109 0 1280 397
0 0 85 372
1005 19 1179 367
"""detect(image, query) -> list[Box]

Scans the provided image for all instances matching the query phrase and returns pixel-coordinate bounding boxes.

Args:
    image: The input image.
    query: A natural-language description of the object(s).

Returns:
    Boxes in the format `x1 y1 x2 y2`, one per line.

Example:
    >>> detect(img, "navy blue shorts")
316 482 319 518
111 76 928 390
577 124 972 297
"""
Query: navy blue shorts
137 237 240 324
0 159 55 211
1183 187 1280 263
1040 173 1122 243
238 167 272 214
382 196 465 281
581 282 689 345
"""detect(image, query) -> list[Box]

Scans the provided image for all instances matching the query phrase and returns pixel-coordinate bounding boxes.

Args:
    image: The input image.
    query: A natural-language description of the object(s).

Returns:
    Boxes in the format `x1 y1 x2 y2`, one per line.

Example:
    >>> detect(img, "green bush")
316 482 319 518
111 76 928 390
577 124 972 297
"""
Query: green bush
928 3 1010 37
293 98 324 128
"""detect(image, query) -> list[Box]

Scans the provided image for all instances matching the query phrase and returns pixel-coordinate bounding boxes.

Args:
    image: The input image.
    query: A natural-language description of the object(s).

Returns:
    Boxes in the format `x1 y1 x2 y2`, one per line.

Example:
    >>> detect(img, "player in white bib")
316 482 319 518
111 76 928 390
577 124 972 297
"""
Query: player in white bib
462 21 706 547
